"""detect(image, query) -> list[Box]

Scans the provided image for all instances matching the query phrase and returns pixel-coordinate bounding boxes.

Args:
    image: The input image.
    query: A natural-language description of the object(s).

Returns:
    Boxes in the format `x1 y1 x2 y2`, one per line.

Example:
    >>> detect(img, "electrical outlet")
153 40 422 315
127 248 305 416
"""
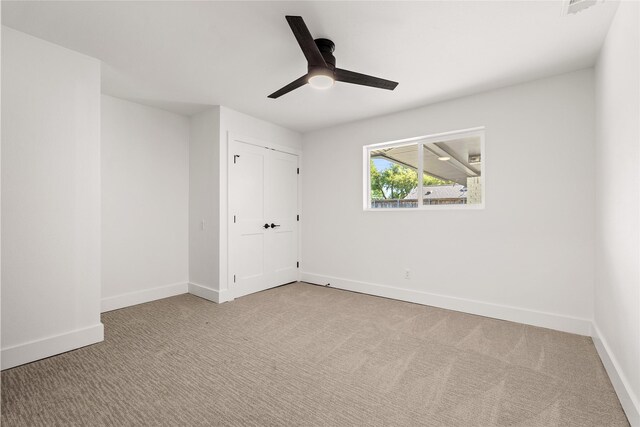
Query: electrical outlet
404 269 411 280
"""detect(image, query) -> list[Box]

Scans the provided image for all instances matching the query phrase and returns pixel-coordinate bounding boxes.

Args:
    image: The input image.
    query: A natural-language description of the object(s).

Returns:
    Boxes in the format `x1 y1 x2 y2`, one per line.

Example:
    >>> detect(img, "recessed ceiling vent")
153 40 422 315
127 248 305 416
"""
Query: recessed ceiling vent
563 0 602 15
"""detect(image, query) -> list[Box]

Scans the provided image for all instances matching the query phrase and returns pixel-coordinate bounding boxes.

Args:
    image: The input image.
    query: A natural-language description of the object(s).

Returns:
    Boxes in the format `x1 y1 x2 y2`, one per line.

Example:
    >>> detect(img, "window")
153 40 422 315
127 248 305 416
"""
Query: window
364 128 484 210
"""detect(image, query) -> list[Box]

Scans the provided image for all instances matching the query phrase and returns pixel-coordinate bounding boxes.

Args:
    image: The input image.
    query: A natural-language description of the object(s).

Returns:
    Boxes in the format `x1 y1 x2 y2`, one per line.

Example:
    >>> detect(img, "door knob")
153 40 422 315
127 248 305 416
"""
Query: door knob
263 223 270 229
270 223 281 228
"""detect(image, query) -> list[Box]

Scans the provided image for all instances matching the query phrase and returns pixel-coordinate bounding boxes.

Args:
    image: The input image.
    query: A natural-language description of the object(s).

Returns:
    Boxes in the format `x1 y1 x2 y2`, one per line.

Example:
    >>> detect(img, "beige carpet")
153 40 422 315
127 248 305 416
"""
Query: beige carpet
1 282 628 426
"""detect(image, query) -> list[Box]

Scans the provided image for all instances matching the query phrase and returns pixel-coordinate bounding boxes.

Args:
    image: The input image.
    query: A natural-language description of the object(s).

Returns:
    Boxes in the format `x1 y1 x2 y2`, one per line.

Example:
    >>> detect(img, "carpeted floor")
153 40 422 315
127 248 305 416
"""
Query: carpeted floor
1 282 629 426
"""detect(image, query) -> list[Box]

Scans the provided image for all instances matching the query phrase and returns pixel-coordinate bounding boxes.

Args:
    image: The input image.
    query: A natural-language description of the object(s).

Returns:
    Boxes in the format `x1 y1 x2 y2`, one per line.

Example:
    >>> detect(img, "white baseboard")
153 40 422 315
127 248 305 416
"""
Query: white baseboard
101 282 189 313
188 282 231 303
592 323 640 426
1 323 104 370
300 272 592 336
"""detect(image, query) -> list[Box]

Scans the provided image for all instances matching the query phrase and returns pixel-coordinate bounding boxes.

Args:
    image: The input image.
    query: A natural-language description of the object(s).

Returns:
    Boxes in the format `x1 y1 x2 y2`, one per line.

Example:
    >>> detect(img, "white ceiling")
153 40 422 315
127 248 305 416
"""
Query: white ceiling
2 1 619 133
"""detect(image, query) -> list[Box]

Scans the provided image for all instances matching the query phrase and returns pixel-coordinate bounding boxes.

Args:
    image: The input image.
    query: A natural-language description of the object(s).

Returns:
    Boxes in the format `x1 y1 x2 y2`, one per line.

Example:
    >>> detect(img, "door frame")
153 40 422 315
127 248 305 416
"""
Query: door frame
226 133 302 299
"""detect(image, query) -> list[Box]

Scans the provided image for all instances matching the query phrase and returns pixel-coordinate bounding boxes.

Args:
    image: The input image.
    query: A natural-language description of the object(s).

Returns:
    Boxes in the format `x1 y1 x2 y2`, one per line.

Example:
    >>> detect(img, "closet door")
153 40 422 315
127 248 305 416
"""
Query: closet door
229 140 298 298
264 149 299 287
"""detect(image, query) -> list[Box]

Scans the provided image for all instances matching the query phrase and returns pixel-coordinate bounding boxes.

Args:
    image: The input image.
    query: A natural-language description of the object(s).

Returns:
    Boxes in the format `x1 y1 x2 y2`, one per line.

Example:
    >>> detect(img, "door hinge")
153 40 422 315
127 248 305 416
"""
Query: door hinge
233 274 236 283
297 167 299 175
233 154 240 164
296 262 299 268
233 215 236 223
297 214 299 221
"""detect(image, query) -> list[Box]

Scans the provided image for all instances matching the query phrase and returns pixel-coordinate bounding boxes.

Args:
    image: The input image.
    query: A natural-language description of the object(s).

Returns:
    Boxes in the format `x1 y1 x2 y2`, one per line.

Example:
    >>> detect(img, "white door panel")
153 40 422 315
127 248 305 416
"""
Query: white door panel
266 154 298 220
237 233 264 280
229 143 270 294
229 140 298 299
271 229 297 285
232 149 264 220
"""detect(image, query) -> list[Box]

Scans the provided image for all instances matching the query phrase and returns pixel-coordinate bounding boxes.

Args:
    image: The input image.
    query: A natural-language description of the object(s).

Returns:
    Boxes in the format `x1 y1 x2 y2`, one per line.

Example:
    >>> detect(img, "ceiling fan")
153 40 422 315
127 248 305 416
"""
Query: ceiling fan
268 16 399 99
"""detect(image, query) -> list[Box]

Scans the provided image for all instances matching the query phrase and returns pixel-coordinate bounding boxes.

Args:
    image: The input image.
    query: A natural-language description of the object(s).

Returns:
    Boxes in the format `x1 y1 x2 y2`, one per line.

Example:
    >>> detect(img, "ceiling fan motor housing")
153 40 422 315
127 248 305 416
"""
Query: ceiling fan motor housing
313 38 336 71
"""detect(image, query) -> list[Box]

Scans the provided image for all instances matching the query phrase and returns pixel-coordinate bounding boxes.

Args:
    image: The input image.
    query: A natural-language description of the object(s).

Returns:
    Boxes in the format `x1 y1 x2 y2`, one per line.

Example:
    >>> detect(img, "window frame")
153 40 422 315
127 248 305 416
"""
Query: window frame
363 127 486 211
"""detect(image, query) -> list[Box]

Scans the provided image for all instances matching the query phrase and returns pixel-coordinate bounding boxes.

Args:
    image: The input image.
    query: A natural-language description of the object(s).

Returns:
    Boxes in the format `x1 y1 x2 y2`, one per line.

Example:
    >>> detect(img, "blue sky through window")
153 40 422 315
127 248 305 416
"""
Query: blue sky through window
373 158 393 171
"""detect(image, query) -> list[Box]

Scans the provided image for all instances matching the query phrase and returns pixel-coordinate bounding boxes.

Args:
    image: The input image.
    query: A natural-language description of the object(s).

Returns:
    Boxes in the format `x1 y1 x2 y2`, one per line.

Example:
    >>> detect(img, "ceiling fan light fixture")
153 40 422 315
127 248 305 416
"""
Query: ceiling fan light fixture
267 16 398 99
308 73 334 90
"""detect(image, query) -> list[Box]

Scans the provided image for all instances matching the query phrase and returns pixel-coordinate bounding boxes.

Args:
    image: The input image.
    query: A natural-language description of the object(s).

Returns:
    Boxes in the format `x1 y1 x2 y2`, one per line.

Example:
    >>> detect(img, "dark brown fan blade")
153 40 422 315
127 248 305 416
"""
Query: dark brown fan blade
286 16 327 67
268 75 308 99
335 68 398 91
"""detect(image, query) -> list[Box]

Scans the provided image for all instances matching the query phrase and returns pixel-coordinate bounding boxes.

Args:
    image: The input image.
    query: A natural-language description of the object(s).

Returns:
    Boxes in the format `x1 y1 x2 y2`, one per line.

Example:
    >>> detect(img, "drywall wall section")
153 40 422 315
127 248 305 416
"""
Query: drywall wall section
188 107 221 301
594 1 640 424
1 27 102 369
1 1 4 381
218 107 302 300
101 95 189 312
301 69 595 336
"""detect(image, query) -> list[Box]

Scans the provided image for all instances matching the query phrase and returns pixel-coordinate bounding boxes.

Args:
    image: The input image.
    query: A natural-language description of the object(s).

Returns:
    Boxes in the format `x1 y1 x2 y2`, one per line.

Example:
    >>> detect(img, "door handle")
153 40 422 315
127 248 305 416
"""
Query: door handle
270 223 281 228
263 223 270 229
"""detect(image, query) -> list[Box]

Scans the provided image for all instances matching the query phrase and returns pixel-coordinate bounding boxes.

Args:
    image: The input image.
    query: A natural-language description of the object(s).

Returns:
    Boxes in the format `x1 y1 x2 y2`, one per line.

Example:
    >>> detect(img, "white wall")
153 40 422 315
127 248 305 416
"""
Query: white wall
1 27 102 369
1 2 4 383
301 69 595 335
101 95 189 312
593 1 640 424
189 107 220 298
